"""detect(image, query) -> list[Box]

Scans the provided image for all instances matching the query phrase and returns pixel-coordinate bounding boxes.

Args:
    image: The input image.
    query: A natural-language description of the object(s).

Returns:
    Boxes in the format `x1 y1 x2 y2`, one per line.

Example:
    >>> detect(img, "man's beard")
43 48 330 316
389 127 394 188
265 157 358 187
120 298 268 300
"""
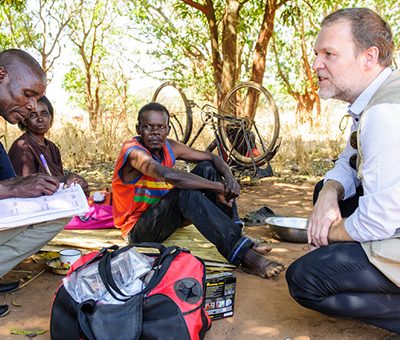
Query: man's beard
319 84 355 103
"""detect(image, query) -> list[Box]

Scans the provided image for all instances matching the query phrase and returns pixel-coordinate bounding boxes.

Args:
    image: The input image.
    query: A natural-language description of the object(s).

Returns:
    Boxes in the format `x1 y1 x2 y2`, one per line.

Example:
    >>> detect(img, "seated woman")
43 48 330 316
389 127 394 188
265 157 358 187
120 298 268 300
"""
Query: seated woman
8 96 89 195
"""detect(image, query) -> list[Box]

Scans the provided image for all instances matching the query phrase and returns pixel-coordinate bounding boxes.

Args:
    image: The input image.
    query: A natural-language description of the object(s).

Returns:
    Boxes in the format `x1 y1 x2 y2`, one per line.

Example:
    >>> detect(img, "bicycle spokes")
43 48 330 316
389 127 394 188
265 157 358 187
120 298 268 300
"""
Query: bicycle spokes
219 81 280 168
152 81 193 144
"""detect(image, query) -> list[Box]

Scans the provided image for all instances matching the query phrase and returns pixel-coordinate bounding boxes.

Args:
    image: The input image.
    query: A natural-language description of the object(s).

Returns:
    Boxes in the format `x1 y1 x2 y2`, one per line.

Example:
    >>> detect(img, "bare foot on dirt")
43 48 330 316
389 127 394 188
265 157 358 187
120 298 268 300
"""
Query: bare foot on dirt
241 248 285 279
253 243 272 255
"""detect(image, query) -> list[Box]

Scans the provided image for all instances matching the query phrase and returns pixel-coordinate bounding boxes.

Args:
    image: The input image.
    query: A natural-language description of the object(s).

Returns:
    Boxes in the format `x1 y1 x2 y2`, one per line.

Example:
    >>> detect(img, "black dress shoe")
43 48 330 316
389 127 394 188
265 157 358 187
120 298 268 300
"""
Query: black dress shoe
0 281 19 294
0 304 9 317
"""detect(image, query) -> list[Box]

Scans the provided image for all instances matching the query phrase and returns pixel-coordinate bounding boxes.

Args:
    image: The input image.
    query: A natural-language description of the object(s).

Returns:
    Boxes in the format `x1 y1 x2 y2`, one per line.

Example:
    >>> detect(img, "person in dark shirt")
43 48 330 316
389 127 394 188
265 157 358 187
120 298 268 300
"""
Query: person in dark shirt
0 49 69 317
8 95 89 195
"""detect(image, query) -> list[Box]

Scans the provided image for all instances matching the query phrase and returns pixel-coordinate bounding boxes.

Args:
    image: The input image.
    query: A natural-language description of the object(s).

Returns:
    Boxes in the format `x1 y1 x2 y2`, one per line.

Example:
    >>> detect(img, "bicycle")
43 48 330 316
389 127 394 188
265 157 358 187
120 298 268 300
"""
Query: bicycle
152 81 281 176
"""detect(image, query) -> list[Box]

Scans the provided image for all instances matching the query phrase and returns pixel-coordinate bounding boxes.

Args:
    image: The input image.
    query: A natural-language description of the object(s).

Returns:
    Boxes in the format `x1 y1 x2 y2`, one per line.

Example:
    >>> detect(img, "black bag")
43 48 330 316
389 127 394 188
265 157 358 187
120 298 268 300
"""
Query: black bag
50 243 211 340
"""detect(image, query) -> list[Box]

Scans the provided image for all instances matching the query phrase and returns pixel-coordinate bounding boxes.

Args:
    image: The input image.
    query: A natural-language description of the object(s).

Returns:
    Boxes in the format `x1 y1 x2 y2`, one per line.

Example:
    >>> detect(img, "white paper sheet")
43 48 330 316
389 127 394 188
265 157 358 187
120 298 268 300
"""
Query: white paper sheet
0 184 89 230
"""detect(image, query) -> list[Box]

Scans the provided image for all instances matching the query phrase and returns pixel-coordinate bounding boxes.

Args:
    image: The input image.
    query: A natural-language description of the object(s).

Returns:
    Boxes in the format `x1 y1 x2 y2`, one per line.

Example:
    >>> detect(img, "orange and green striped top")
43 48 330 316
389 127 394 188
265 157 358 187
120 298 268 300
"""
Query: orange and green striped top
112 137 175 237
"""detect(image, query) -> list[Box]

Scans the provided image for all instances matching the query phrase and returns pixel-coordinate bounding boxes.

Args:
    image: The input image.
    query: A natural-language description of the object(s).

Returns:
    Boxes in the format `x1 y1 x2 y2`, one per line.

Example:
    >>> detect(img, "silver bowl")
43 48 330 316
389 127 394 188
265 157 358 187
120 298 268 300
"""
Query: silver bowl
265 217 308 243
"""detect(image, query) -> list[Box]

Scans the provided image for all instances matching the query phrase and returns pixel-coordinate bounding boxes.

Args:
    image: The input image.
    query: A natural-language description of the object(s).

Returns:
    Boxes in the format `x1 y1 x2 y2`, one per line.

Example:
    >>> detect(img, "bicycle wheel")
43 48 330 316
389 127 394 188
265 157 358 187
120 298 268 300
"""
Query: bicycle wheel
152 81 193 144
219 81 280 167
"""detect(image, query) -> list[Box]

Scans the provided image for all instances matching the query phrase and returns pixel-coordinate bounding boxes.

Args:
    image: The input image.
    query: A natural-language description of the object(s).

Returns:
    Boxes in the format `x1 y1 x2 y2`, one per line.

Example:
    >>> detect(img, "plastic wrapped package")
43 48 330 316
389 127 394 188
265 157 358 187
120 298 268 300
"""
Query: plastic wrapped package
63 247 152 304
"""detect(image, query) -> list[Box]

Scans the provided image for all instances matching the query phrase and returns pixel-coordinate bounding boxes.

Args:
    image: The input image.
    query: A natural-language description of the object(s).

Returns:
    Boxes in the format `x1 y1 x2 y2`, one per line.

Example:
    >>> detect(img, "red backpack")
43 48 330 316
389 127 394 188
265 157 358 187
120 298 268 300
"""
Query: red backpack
50 243 211 340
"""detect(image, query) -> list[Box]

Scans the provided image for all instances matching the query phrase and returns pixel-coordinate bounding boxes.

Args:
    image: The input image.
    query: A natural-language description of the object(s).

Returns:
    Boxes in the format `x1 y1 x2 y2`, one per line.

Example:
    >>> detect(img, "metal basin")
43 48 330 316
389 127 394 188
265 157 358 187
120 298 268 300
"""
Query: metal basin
265 217 308 243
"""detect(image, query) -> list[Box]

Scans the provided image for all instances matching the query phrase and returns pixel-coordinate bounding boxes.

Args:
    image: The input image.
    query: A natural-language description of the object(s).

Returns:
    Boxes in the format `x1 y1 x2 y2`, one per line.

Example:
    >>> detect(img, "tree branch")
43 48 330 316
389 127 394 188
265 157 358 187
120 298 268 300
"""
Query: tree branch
180 0 208 16
271 34 293 94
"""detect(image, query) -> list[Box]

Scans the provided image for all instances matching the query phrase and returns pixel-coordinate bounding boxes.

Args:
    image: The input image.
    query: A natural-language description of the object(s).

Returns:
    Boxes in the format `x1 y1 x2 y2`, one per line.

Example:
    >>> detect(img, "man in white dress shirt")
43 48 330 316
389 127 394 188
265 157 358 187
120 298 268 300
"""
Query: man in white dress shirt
286 8 400 333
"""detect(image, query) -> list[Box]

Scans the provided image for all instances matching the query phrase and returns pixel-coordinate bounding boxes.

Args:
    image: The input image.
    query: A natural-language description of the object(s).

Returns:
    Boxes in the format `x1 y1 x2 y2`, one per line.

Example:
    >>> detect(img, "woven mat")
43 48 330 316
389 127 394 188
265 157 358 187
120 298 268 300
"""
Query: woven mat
44 225 229 266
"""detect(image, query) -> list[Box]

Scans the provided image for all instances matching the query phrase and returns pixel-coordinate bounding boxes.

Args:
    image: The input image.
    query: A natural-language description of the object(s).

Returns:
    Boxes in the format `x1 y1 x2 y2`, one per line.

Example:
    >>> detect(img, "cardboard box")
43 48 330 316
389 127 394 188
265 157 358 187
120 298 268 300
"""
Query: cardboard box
204 272 236 320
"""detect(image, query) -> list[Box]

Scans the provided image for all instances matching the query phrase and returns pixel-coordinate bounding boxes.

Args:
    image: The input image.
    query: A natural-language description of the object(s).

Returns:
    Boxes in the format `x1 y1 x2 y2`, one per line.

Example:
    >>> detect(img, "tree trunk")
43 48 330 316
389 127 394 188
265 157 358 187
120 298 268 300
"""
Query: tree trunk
240 1 279 120
250 0 277 85
182 0 223 104
84 65 98 131
205 0 223 103
220 0 240 104
299 13 321 123
183 0 284 113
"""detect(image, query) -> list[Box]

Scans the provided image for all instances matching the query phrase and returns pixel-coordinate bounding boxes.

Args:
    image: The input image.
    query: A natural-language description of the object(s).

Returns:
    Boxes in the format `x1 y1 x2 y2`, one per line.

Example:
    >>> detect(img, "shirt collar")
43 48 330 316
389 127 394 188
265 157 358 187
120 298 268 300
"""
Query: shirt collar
348 67 392 117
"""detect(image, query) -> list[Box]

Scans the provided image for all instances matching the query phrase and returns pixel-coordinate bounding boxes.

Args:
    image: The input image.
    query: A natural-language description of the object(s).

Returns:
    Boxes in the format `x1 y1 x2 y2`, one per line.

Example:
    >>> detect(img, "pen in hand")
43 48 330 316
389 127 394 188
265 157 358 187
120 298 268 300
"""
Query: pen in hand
39 153 52 176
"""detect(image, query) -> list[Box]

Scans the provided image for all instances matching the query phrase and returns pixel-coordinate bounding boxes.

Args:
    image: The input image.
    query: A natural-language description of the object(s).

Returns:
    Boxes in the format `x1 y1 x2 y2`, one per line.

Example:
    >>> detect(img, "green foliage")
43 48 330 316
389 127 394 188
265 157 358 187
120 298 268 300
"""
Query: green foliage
63 66 87 110
0 0 24 7
126 0 215 99
62 0 141 131
126 0 400 124
2 0 400 135
270 0 400 121
126 0 278 100
0 2 33 50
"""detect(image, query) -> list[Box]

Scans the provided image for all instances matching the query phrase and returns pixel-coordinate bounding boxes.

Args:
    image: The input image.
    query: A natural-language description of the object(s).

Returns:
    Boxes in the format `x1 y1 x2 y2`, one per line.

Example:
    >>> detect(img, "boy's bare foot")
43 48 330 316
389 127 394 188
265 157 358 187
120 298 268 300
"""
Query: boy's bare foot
241 248 284 279
253 243 272 255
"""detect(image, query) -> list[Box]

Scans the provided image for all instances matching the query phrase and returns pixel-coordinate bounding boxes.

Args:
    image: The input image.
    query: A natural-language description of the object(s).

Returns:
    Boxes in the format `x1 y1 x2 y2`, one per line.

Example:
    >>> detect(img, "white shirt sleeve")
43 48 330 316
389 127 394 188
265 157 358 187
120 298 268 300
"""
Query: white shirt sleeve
324 120 361 200
345 103 400 241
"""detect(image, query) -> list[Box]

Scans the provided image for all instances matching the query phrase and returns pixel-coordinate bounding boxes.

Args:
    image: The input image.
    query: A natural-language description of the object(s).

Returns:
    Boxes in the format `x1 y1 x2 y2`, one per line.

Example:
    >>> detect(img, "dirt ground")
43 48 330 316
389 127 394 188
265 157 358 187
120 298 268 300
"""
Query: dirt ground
0 179 394 339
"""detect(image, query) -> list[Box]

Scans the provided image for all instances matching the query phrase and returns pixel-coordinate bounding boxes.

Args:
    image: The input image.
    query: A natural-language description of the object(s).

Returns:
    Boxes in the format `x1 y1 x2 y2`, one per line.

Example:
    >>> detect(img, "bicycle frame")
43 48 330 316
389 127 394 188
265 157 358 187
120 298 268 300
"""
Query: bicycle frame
186 103 264 176
153 80 280 178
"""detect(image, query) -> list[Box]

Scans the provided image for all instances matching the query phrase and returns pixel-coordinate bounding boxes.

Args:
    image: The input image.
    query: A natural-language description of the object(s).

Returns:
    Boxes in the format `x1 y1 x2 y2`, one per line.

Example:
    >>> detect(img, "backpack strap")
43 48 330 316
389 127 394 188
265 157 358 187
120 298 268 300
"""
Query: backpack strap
97 251 130 302
142 246 183 294
77 300 97 340
70 245 119 275
128 242 167 253
97 244 184 299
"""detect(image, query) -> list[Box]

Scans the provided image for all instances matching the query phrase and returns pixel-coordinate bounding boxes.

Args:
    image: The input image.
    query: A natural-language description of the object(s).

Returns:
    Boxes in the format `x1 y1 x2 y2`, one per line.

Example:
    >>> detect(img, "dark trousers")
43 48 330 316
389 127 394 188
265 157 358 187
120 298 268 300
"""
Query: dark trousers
129 161 253 265
312 180 363 217
286 180 400 333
